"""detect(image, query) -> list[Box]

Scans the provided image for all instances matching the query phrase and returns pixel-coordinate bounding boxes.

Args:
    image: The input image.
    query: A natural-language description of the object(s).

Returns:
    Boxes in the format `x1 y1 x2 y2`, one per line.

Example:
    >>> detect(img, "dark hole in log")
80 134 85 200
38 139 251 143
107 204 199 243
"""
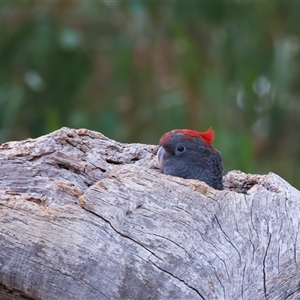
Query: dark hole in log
105 159 122 165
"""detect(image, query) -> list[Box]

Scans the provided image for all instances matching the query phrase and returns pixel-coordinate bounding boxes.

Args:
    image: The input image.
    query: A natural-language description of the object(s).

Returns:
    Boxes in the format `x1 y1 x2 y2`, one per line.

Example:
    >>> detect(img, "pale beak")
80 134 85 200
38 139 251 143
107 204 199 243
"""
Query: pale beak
157 146 166 169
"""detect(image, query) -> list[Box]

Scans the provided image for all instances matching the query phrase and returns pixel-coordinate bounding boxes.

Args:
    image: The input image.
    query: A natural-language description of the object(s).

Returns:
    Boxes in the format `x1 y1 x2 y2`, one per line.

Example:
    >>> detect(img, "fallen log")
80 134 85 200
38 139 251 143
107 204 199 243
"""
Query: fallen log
0 127 299 300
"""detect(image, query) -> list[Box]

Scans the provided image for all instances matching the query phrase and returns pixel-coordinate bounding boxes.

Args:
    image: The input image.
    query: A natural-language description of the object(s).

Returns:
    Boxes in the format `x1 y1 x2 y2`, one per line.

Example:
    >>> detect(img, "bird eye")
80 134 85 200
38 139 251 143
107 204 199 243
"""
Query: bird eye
176 145 185 153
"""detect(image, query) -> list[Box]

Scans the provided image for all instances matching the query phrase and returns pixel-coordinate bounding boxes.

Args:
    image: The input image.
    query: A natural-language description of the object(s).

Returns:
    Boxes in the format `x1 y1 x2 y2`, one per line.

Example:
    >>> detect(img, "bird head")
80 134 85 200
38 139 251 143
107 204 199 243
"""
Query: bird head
157 128 223 190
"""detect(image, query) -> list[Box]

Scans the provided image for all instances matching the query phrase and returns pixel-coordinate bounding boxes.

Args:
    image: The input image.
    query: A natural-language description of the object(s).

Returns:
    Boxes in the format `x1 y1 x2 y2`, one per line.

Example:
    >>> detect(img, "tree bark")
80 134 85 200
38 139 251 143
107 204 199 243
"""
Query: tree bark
0 127 299 300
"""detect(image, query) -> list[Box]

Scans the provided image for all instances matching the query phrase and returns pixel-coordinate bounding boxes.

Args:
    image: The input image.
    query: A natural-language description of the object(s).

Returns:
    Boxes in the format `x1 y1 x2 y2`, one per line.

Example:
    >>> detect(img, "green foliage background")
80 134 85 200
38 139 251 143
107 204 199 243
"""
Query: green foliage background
1 2 300 188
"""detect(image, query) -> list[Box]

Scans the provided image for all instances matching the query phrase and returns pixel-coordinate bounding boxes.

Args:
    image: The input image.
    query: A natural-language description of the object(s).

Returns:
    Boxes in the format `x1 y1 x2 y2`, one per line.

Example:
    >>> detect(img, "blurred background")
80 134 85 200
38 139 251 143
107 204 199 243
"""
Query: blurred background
1 2 300 188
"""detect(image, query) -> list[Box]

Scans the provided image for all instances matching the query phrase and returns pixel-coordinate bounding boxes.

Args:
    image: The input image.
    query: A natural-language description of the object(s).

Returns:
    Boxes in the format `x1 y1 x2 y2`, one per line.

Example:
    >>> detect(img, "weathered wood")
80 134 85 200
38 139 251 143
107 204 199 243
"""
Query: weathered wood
0 127 299 299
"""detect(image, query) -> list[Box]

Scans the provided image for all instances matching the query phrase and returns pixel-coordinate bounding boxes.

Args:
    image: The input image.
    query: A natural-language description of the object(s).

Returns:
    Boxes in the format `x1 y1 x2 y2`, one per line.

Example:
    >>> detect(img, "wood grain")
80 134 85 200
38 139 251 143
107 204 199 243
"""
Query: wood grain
0 127 299 299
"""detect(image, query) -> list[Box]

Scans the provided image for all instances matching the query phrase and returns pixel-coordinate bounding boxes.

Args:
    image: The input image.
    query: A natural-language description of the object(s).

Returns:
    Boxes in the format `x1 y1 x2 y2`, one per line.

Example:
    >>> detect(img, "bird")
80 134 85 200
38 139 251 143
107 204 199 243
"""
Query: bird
157 128 223 190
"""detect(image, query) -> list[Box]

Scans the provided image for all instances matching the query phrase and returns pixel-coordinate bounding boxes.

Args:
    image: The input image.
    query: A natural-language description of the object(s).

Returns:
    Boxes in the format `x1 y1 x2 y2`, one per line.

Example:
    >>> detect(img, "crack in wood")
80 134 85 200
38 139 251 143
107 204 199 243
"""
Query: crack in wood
285 287 300 299
81 205 205 299
262 234 272 299
214 215 242 264
149 260 207 300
